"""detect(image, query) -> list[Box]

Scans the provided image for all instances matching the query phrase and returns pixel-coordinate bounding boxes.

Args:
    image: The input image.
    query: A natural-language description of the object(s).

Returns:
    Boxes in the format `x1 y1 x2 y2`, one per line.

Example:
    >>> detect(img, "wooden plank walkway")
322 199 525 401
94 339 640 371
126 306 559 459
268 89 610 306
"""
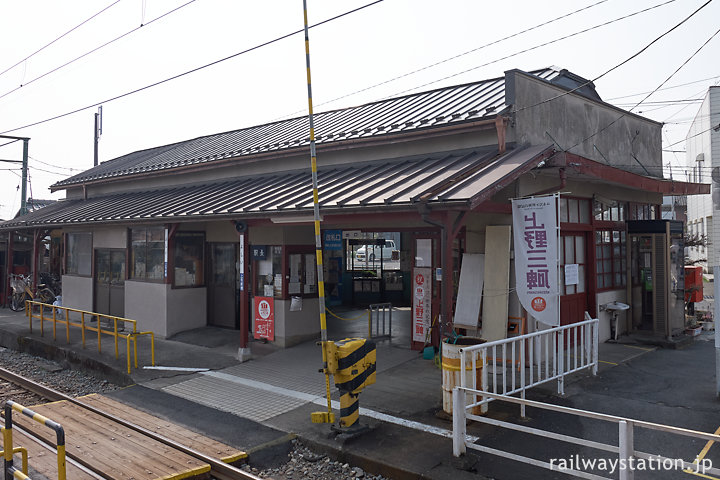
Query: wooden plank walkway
83 394 247 464
1 428 99 479
11 399 215 480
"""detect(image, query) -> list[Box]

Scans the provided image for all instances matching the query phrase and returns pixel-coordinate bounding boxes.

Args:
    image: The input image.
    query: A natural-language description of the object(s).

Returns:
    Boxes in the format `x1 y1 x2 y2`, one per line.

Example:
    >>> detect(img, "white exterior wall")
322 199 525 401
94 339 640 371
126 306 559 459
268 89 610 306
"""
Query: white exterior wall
166 286 207 337
61 275 93 312
124 281 168 337
253 297 320 348
686 87 719 269
124 281 207 338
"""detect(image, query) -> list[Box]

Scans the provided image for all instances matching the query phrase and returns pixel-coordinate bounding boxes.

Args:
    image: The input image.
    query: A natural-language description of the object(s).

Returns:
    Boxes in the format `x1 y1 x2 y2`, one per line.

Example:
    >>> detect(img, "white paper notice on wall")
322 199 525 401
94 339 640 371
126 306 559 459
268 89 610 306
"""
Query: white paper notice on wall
565 264 579 285
453 253 484 329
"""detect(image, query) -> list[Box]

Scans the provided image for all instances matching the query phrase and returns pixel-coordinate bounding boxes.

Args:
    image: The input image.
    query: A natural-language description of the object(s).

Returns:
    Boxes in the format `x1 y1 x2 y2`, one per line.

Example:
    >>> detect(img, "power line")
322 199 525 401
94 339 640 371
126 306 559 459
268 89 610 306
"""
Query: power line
515 0 712 115
0 139 20 149
606 74 720 101
0 0 384 136
665 123 720 148
379 0 682 105
0 0 198 103
665 111 718 124
28 165 72 177
563 3 719 155
29 155 81 172
0 0 123 79
614 98 704 107
276 0 611 119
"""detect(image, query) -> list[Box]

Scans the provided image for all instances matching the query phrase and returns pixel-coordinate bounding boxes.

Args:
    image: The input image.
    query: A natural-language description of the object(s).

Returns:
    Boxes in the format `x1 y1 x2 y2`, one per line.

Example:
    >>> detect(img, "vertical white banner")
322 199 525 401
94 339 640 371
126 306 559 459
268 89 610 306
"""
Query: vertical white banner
512 195 559 326
412 268 432 342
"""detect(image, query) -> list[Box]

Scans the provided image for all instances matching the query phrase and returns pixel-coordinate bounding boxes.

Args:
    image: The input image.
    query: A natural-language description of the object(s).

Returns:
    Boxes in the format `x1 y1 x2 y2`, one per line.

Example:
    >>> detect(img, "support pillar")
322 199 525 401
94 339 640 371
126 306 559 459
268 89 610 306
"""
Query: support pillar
3 234 12 307
238 230 251 362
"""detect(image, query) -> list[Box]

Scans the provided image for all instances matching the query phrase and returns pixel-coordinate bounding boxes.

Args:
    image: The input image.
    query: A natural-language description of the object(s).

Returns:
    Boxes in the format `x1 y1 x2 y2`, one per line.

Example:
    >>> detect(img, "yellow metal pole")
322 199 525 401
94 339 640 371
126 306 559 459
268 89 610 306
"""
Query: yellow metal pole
150 332 155 366
368 309 372 338
114 318 119 359
303 0 334 425
57 443 66 480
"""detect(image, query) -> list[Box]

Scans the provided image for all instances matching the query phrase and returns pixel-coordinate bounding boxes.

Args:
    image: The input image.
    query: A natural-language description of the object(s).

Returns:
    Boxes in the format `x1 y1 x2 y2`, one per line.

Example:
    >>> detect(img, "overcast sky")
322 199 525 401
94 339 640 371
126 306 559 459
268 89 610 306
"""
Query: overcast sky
0 0 718 220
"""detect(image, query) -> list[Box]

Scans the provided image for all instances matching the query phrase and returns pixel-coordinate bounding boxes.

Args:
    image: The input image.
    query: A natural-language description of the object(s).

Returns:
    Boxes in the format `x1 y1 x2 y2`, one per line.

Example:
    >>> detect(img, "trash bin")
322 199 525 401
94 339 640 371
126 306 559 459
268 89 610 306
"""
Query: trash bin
441 337 485 414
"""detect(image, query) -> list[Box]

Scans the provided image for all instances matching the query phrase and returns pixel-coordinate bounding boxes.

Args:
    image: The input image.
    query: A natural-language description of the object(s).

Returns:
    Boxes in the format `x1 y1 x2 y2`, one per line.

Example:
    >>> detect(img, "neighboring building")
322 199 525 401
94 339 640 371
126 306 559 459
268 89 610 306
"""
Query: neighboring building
0 67 707 351
17 198 57 216
1 198 58 305
661 195 686 222
685 87 720 271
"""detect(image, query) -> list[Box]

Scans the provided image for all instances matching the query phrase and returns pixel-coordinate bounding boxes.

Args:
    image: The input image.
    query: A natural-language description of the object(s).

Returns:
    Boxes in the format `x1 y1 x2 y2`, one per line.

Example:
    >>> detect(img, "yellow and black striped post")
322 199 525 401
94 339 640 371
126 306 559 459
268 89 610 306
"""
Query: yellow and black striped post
4 401 66 480
326 338 377 429
302 0 335 425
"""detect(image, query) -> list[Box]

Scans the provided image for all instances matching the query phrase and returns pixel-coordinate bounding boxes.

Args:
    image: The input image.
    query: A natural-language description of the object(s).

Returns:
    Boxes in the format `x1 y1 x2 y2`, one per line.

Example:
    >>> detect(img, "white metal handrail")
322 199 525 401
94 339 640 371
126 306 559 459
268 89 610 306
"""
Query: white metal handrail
453 387 720 480
368 303 392 341
459 315 599 416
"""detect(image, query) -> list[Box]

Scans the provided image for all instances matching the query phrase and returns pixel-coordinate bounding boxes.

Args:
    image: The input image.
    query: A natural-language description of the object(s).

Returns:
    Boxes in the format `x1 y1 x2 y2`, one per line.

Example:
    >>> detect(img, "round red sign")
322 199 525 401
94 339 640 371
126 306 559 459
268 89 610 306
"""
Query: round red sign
258 300 271 319
531 297 547 312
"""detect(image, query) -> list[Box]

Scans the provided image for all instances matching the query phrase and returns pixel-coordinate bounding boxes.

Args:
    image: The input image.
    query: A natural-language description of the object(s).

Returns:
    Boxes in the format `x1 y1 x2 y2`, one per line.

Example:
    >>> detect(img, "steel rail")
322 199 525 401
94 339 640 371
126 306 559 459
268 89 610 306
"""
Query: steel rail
0 367 260 480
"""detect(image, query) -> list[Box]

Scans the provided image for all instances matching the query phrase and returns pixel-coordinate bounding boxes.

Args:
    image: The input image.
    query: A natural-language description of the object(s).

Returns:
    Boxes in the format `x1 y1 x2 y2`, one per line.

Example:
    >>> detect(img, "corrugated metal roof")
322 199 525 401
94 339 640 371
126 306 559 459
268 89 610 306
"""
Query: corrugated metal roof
3 144 554 229
52 68 561 188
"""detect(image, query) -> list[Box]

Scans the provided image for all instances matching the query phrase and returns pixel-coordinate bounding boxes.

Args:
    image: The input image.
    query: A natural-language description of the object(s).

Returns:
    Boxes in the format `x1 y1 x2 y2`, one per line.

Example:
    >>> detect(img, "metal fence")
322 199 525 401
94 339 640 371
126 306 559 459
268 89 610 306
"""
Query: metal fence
368 303 392 341
459 315 599 416
26 300 155 374
452 388 720 480
4 400 66 480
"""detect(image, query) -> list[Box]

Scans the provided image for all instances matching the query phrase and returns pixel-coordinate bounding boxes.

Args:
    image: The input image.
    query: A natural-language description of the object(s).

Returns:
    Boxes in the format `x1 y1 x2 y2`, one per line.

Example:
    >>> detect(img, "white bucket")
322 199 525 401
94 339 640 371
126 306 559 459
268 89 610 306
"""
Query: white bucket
441 337 485 414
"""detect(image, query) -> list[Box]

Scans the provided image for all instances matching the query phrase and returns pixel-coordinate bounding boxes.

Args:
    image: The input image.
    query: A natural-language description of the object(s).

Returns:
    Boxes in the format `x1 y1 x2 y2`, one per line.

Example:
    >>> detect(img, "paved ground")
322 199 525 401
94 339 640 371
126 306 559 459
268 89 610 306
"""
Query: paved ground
0 305 718 479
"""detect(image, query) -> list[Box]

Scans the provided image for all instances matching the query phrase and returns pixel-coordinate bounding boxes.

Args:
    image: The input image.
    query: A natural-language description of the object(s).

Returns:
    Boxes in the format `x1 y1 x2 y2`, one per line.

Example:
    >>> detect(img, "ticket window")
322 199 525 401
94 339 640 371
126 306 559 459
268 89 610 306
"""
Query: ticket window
287 250 317 298
254 246 283 299
252 246 317 299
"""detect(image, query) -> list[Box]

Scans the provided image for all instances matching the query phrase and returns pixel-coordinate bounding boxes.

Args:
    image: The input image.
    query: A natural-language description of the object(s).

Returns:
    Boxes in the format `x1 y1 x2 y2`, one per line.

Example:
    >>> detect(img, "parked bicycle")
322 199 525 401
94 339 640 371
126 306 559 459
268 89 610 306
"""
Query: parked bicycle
9 273 56 312
38 271 62 297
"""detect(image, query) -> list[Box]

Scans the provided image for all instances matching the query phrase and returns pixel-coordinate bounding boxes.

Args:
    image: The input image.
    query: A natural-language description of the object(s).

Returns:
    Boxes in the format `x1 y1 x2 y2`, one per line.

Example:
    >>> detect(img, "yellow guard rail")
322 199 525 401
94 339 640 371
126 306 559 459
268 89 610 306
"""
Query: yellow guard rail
25 301 155 374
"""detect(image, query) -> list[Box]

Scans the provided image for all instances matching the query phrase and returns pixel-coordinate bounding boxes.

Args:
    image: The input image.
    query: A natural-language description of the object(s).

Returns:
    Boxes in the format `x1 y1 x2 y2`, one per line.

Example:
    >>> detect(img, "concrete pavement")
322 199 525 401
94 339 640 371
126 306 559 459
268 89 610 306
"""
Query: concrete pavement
0 306 718 479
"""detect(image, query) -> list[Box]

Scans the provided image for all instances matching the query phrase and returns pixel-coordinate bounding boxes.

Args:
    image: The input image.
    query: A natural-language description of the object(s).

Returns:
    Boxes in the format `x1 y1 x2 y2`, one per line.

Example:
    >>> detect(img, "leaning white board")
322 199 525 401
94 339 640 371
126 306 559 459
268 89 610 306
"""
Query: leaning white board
482 225 512 342
453 253 484 329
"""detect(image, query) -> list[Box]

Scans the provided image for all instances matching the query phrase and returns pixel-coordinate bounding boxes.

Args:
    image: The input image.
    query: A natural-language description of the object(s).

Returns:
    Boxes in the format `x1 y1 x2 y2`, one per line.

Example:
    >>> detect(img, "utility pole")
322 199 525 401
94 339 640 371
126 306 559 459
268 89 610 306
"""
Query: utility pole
21 138 28 215
712 165 720 398
94 106 103 167
0 135 30 215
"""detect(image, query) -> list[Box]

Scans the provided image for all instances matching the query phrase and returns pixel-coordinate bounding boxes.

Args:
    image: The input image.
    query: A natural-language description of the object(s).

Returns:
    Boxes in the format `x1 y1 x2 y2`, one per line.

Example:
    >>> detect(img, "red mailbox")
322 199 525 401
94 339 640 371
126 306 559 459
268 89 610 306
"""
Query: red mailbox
684 266 703 303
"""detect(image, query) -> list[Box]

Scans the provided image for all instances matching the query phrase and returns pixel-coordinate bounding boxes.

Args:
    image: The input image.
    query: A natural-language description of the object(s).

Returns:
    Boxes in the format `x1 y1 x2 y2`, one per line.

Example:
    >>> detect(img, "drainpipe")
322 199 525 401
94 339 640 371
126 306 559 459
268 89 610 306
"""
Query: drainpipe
495 116 508 154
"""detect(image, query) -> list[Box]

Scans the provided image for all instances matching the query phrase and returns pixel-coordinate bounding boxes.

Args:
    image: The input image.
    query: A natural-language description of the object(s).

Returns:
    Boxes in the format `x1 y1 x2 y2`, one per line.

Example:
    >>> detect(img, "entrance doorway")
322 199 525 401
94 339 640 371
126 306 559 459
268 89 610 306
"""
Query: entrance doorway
94 249 126 318
207 243 238 329
559 232 588 325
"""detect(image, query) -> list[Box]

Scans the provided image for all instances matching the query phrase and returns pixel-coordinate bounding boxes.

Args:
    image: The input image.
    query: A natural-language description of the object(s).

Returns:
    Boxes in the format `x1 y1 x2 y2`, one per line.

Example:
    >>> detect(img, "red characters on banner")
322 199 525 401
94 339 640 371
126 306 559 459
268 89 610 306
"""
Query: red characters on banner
254 296 275 341
412 268 432 343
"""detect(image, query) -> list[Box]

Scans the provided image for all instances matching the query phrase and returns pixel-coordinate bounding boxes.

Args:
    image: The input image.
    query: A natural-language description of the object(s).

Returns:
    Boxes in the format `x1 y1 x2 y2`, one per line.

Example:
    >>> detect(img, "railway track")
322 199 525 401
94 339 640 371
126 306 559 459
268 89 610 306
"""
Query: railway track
0 367 263 480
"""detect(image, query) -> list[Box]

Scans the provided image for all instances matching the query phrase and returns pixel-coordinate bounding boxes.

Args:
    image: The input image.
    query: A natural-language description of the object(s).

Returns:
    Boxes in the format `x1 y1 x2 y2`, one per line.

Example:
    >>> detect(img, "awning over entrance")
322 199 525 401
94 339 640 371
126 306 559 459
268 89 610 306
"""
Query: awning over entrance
0 144 556 230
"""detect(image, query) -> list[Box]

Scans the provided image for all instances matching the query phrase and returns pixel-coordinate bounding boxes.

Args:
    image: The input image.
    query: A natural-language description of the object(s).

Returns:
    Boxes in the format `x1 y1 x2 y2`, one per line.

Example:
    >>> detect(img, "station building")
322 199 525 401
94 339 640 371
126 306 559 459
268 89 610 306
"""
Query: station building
0 67 707 353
